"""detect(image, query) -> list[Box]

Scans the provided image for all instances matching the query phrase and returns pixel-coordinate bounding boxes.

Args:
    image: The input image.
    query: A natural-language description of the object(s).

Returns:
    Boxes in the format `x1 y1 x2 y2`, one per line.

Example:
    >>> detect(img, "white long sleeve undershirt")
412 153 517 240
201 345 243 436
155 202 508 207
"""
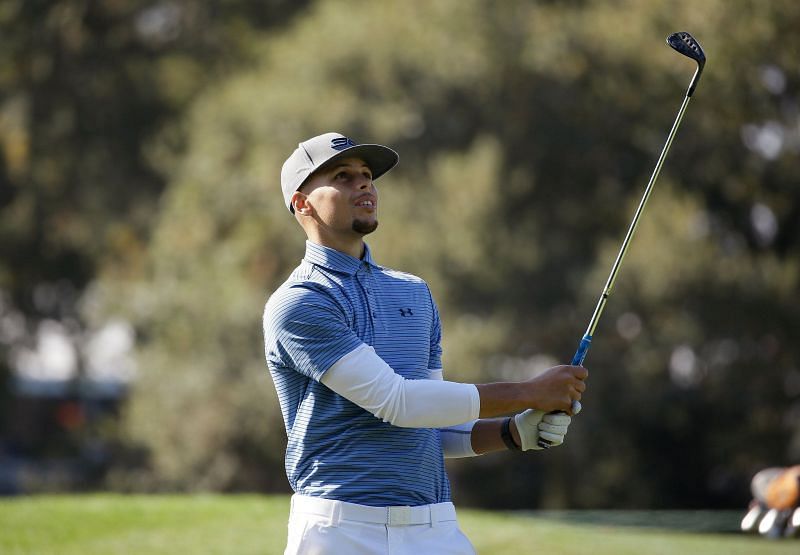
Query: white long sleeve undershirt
320 344 480 429
428 368 478 458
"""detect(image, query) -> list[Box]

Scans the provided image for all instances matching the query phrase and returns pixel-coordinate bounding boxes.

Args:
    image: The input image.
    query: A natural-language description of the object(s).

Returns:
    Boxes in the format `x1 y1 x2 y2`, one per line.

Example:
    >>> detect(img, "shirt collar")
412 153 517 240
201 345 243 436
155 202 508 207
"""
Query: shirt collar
304 241 378 275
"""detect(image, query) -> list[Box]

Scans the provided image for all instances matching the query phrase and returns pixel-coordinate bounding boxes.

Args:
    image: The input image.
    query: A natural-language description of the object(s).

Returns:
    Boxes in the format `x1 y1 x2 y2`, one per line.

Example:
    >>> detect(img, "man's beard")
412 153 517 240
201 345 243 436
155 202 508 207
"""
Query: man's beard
352 219 378 235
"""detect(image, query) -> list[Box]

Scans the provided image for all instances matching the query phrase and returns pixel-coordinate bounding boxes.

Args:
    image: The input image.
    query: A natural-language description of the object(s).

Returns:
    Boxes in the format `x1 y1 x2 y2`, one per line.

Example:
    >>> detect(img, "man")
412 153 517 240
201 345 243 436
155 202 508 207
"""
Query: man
263 132 588 554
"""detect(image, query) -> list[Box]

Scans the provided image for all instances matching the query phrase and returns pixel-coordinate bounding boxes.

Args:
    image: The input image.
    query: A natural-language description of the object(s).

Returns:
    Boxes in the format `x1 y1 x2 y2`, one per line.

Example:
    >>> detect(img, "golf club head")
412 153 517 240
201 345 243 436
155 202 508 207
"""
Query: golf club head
786 507 800 538
666 32 706 97
667 32 706 68
758 508 781 537
740 501 765 533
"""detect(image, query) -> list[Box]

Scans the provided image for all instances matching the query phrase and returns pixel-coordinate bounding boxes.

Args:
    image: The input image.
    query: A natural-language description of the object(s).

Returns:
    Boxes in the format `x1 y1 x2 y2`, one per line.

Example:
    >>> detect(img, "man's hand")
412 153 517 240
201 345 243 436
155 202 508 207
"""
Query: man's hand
475 364 588 418
513 409 573 451
521 365 588 414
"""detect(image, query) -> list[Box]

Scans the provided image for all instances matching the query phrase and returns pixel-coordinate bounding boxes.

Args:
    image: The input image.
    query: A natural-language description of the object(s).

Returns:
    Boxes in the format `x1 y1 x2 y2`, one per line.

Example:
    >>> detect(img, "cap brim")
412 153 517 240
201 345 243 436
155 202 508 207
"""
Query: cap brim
317 143 399 181
288 142 399 213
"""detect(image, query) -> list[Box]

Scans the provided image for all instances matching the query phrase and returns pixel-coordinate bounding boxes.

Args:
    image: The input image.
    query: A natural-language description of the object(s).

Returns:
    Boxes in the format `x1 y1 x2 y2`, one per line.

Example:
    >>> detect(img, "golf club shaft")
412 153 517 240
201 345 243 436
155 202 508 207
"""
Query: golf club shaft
537 89 695 448
575 92 692 363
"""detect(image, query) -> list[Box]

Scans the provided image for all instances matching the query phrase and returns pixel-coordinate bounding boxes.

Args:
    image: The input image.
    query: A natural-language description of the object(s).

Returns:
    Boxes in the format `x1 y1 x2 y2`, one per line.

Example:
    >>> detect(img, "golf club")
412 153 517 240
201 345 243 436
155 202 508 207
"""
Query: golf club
538 32 706 448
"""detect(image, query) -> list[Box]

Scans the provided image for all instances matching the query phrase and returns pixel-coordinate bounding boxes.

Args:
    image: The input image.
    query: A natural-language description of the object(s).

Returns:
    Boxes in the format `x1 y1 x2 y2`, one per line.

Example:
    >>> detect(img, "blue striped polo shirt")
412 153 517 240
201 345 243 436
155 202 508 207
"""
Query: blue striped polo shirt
263 240 450 507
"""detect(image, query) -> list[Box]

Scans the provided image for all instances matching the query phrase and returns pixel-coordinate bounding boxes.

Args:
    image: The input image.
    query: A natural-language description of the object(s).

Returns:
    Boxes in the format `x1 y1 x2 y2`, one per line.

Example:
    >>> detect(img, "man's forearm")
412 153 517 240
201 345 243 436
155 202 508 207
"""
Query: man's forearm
470 417 522 454
475 383 527 417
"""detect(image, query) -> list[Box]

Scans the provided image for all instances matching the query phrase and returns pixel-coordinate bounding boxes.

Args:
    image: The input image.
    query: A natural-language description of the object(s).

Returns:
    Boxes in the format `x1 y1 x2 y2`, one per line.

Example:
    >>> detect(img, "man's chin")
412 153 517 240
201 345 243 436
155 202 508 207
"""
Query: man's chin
352 219 379 235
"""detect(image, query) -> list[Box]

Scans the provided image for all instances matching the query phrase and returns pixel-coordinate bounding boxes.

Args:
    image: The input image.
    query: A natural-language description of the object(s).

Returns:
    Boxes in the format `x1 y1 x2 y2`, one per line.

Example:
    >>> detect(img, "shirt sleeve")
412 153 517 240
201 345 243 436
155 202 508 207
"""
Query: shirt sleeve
428 366 479 458
427 285 443 371
263 284 363 382
320 344 480 428
439 421 478 458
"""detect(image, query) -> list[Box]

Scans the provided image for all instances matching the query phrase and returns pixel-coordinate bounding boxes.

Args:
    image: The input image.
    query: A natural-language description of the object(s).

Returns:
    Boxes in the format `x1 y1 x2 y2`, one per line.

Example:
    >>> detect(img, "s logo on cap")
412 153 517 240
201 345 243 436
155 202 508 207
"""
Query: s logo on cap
331 137 357 151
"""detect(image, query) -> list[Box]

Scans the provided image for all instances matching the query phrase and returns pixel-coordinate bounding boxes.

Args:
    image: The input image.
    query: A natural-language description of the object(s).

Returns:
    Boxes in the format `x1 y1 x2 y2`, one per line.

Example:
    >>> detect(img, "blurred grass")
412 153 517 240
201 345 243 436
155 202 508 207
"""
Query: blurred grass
0 494 796 554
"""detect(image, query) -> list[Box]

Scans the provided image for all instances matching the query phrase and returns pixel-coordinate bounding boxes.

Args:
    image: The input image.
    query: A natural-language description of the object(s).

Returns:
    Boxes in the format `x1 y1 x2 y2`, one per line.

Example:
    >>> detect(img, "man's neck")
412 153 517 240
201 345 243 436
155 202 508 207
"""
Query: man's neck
306 231 365 260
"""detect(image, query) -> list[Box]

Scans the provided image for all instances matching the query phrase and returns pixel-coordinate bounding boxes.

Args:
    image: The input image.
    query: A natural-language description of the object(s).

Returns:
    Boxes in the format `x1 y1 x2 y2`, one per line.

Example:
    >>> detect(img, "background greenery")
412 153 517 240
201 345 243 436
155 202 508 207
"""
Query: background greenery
1 0 798 510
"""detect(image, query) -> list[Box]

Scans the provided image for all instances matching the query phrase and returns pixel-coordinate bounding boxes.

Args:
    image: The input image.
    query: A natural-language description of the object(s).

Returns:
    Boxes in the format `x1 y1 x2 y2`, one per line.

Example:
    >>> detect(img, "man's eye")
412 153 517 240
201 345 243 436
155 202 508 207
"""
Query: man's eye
335 172 348 180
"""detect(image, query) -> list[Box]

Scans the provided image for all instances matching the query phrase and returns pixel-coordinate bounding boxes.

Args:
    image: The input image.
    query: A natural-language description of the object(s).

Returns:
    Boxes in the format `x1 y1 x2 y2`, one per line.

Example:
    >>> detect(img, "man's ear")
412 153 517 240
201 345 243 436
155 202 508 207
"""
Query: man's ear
292 191 312 215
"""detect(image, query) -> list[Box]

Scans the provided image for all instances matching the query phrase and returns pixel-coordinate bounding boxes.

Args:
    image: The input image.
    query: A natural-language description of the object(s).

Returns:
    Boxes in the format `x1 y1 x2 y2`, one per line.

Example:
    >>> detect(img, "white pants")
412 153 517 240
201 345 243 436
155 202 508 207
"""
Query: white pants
285 494 476 555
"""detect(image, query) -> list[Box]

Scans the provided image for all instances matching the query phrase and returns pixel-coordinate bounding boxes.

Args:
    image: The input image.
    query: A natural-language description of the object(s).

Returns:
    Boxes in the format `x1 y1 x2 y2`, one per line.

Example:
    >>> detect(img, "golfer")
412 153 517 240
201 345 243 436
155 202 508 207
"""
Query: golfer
263 132 588 554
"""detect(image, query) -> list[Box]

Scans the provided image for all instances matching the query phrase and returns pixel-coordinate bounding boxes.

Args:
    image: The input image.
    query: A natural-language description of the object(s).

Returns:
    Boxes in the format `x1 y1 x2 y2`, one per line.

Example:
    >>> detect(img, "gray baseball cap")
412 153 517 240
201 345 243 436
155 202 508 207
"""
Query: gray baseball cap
280 132 399 212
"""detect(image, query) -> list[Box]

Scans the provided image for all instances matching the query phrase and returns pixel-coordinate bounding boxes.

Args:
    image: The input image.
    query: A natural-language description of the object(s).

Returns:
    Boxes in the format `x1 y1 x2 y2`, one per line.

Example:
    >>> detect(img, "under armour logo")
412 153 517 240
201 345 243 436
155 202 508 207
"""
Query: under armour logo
331 137 357 151
399 308 413 317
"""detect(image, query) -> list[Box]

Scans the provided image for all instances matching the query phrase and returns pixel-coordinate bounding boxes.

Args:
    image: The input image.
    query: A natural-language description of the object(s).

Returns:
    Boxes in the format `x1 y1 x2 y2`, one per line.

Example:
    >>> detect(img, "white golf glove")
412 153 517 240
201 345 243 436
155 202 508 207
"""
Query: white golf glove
514 406 576 451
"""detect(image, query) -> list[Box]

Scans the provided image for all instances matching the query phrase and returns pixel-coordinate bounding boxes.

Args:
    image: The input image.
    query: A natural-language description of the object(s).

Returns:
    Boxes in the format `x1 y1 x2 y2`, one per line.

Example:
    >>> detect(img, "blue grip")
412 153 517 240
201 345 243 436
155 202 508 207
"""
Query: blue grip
538 334 592 449
571 334 592 366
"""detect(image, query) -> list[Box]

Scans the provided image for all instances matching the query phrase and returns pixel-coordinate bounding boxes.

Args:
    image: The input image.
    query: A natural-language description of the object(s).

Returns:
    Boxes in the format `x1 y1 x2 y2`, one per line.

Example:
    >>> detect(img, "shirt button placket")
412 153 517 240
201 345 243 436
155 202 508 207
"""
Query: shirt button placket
361 264 385 332
357 265 376 329
368 268 388 332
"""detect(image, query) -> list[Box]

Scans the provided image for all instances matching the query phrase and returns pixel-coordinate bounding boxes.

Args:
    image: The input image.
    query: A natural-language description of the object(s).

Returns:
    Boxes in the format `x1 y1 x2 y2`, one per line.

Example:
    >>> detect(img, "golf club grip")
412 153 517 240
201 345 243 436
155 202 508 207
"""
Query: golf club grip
536 335 592 448
570 334 593 366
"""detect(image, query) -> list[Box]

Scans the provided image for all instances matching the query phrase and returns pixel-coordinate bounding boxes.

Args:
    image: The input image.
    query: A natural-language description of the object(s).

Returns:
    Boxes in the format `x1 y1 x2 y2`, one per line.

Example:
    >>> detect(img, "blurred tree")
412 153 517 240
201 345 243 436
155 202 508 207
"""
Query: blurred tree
87 0 800 507
0 0 311 481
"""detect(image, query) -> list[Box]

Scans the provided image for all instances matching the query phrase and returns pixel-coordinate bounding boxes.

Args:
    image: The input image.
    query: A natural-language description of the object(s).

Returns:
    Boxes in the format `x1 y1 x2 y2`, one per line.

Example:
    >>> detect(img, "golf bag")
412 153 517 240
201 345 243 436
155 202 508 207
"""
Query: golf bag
741 465 800 538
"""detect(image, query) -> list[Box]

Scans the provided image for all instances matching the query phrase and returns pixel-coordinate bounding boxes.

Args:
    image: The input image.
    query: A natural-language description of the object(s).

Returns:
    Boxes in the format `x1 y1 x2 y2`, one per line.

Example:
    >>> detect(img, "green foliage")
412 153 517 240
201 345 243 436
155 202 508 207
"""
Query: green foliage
0 0 313 468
